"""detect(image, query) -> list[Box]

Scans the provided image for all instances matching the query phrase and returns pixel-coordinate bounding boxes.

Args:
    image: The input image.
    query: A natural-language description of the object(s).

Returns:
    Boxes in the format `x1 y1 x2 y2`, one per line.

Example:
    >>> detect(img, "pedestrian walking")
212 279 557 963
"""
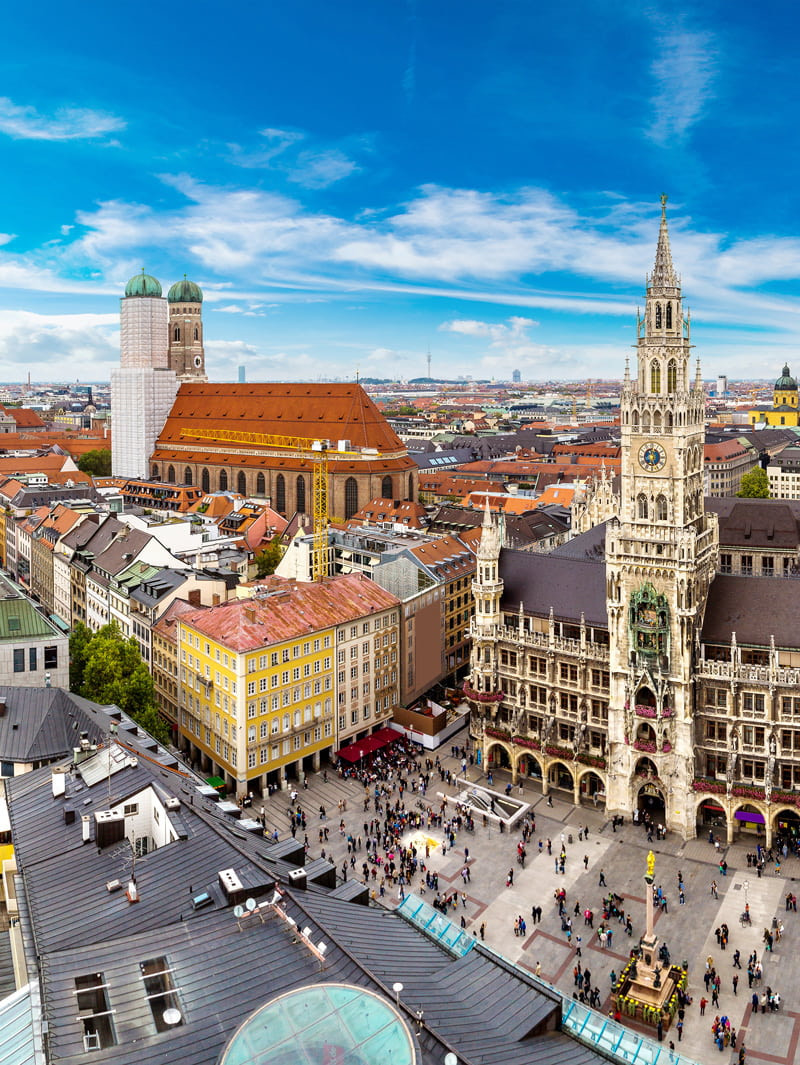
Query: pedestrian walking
599 869 606 887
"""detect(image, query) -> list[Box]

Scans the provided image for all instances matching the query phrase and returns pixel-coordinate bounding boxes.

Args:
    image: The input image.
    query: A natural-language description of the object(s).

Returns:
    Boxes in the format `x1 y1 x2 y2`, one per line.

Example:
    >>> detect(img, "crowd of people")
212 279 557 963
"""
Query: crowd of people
261 737 795 1063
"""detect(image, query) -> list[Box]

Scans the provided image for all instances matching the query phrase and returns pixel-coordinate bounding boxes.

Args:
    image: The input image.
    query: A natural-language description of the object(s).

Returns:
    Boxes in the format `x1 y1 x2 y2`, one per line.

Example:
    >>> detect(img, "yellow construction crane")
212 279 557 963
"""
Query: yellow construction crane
178 427 369 581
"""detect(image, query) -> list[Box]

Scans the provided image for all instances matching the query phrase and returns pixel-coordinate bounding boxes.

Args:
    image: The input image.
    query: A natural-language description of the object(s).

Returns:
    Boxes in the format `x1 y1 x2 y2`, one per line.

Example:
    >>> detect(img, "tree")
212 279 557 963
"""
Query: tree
254 535 284 577
737 467 770 498
69 621 94 691
77 448 112 477
70 622 170 744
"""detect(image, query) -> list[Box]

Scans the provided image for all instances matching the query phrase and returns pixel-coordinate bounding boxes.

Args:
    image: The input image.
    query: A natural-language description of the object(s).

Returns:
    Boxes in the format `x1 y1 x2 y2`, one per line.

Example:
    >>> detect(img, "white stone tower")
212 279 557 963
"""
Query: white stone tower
167 276 207 381
111 271 179 478
605 196 718 834
468 499 505 706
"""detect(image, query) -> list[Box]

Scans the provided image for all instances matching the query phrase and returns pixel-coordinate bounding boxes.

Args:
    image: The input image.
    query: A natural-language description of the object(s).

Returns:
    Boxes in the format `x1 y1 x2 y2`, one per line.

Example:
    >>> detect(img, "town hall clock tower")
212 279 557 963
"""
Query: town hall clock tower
605 197 718 834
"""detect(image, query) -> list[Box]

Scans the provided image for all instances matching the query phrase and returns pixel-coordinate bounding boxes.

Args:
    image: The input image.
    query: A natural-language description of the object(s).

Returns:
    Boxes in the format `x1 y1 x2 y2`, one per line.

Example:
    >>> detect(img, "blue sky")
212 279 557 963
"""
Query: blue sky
2 1 800 384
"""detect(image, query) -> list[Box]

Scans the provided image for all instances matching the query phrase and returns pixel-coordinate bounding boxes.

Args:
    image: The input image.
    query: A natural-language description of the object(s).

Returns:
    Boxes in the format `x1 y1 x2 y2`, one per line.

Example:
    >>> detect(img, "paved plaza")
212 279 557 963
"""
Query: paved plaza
254 729 800 1065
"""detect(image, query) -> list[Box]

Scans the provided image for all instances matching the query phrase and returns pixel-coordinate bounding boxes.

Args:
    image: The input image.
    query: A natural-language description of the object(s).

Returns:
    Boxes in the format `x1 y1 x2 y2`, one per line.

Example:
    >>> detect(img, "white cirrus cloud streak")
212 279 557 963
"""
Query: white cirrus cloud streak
0 97 125 141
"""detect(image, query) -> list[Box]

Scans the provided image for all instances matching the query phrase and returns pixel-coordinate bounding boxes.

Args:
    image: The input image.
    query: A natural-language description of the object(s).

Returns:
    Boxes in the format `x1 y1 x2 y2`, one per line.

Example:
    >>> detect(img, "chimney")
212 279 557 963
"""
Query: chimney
212 594 221 606
187 589 201 606
244 606 257 624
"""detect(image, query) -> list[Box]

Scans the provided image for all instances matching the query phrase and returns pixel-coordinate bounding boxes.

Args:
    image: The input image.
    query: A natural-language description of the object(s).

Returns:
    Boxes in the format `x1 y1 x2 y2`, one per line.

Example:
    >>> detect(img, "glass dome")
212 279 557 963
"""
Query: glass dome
218 983 418 1065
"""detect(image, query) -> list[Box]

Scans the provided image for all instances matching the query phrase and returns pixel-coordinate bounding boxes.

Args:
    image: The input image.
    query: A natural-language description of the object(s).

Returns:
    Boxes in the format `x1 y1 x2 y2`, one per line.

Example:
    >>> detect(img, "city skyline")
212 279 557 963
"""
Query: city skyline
2 3 800 384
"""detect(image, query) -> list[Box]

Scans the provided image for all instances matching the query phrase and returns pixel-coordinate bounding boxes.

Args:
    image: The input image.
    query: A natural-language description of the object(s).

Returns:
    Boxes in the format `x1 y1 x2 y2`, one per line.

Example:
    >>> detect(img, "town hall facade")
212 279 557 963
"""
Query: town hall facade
467 199 800 845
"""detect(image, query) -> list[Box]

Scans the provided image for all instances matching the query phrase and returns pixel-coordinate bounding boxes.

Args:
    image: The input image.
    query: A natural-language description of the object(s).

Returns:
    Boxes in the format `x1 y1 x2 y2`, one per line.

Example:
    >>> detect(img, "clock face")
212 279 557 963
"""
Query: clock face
639 442 667 472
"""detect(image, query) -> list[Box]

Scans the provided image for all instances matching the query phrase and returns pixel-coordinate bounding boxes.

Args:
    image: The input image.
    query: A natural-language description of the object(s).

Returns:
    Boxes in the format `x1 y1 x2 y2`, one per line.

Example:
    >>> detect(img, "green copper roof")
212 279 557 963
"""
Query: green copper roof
775 364 797 391
168 276 203 303
125 269 162 298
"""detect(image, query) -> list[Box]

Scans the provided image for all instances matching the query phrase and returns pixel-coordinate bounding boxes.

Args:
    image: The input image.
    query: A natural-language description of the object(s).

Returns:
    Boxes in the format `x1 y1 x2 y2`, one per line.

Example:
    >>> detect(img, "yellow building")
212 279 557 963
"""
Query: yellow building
749 364 800 426
177 574 400 796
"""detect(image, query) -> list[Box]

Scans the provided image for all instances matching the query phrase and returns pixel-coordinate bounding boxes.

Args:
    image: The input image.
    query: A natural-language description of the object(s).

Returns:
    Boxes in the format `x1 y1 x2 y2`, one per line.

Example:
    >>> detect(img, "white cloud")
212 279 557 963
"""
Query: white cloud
0 310 118 373
648 30 717 144
289 149 360 189
0 97 125 141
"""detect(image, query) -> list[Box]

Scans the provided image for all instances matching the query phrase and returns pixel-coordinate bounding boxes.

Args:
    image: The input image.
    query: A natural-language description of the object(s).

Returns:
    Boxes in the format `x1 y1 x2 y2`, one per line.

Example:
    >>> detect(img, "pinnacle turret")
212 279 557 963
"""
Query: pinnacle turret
648 193 679 293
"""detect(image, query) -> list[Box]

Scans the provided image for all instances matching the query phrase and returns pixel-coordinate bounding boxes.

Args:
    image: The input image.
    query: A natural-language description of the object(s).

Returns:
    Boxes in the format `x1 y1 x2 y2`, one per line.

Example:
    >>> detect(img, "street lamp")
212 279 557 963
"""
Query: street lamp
359 749 364 774
744 879 749 908
392 981 403 1006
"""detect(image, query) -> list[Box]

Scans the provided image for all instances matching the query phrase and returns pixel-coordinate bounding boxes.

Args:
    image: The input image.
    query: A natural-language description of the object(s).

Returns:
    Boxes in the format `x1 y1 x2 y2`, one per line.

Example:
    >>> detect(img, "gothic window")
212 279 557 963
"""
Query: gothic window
656 494 667 521
667 359 677 393
296 475 306 513
650 359 661 394
637 494 648 520
201 468 209 492
666 302 672 329
408 474 415 501
632 409 639 429
345 477 359 519
151 465 160 479
173 326 181 342
381 476 392 499
666 411 673 429
642 411 651 432
256 472 266 496
655 303 662 329
276 473 286 513
167 465 175 484
237 471 247 495
653 411 661 430
219 469 228 492
194 327 199 341
184 466 193 486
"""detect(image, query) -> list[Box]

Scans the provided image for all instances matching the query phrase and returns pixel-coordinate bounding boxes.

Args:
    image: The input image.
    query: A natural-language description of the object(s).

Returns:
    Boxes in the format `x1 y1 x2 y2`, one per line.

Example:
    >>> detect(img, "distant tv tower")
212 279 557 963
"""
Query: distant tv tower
426 349 432 379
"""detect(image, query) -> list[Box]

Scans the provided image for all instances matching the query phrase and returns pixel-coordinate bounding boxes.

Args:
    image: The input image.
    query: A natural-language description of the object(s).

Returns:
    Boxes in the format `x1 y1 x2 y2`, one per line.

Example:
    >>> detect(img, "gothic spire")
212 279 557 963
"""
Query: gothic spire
649 193 678 292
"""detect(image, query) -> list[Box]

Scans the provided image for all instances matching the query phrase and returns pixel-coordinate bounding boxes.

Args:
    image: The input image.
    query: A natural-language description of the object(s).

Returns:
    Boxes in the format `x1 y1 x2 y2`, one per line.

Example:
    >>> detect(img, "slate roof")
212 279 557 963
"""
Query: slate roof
4 700 614 1065
703 574 800 648
499 546 608 627
706 497 800 549
0 688 107 764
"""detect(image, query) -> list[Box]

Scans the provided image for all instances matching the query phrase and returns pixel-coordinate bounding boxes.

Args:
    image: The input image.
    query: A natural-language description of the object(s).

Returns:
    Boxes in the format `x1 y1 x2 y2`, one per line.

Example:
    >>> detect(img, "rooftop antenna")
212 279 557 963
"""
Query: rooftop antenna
427 349 432 380
107 720 119 803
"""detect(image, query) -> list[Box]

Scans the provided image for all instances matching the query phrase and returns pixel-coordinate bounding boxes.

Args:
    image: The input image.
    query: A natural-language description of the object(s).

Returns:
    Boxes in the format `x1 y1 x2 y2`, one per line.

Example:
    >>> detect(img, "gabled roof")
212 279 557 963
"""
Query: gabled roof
703 573 800 648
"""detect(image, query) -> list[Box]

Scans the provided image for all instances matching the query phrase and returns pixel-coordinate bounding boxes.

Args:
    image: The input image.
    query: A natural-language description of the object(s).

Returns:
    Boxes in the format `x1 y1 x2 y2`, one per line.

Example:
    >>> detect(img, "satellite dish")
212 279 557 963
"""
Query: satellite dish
246 897 257 912
162 1008 182 1027
234 904 244 918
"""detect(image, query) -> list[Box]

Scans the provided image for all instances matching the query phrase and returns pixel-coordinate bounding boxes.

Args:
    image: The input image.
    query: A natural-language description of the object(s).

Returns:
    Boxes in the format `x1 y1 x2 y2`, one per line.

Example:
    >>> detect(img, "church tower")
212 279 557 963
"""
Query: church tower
466 500 505 716
111 271 179 478
167 277 207 381
605 197 718 834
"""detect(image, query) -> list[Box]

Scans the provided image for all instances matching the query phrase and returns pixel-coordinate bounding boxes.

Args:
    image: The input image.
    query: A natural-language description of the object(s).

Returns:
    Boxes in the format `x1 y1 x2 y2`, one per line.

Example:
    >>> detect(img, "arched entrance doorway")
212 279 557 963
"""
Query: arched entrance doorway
636 777 665 823
773 807 800 852
516 752 543 782
732 803 766 843
579 770 605 807
486 742 511 771
548 760 574 796
696 796 726 839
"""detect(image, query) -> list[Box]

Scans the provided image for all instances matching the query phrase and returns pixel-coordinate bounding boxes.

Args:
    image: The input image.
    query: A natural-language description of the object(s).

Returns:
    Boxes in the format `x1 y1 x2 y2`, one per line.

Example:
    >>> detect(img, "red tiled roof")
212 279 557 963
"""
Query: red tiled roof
182 573 400 651
157 383 409 456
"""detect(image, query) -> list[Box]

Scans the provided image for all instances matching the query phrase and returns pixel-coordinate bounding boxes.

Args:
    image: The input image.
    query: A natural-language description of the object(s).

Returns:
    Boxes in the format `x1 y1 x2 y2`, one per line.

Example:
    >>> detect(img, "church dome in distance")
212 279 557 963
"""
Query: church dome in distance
775 364 797 391
168 276 203 303
125 269 162 298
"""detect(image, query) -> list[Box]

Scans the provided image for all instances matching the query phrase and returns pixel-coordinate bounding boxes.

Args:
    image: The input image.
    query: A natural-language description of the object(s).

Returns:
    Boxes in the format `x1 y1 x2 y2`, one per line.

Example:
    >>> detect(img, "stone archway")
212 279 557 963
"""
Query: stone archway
731 801 767 844
695 796 727 840
636 779 666 823
547 760 574 795
515 749 543 783
578 769 606 808
486 741 512 771
773 806 800 851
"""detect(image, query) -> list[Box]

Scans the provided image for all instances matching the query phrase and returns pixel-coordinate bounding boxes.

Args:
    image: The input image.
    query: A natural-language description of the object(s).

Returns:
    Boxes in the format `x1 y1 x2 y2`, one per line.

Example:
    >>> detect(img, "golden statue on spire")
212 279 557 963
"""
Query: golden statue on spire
660 193 668 209
646 849 656 880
